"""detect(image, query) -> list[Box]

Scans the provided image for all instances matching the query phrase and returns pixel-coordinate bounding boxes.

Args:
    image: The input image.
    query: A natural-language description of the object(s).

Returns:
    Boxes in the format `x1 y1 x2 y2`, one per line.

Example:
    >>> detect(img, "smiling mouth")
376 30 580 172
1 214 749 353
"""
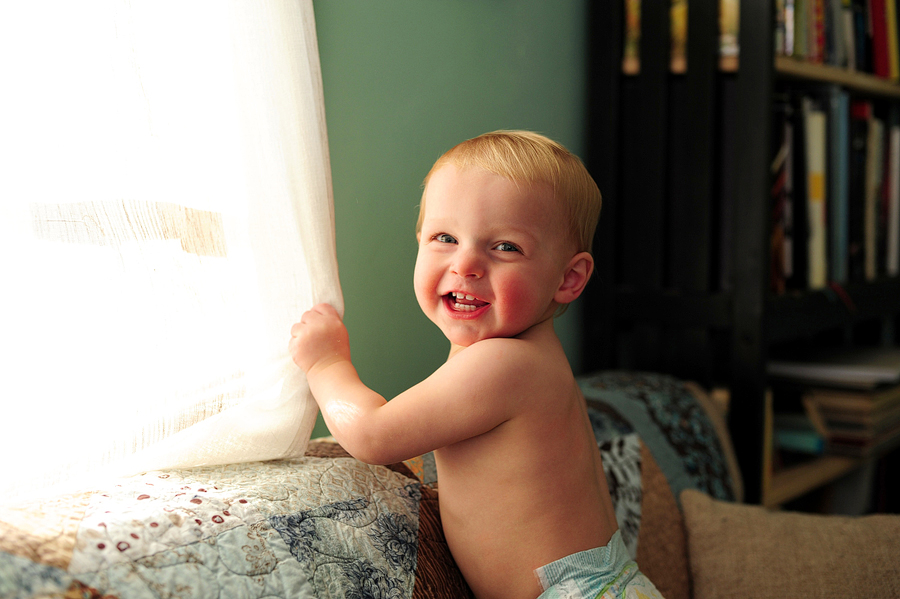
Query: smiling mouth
445 291 490 312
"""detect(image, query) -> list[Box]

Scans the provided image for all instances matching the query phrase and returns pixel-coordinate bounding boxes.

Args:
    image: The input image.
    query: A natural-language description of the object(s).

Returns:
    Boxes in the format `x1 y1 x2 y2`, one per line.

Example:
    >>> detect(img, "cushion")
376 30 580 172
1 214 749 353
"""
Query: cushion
577 371 747 599
580 371 742 504
682 488 900 599
633 441 691 599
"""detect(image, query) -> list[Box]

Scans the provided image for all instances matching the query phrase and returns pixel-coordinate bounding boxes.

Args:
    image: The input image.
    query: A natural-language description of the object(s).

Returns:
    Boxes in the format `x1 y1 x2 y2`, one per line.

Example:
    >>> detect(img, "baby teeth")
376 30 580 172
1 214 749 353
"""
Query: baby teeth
452 292 476 300
453 302 478 312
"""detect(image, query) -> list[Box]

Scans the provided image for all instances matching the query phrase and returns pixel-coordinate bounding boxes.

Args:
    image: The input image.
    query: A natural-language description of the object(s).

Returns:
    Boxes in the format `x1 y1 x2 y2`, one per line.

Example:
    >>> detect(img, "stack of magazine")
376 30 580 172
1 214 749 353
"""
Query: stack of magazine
768 348 900 457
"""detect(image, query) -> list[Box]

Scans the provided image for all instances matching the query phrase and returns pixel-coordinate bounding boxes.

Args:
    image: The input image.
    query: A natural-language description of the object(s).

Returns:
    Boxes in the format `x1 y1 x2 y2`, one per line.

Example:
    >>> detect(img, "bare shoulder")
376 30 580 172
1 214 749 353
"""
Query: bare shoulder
452 335 563 373
442 334 571 400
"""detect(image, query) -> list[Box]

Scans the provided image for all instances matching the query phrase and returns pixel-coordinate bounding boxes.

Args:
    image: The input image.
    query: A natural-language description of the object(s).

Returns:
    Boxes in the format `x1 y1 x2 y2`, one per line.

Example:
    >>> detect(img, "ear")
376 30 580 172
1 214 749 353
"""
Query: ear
554 252 594 305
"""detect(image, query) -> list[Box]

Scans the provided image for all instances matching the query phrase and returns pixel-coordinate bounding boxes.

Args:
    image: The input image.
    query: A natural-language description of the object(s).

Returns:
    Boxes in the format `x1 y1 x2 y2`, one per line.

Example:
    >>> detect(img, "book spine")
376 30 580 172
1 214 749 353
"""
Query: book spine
872 0 891 77
865 116 885 280
887 0 900 78
829 87 851 283
805 98 830 288
775 428 827 453
772 100 795 293
849 100 872 281
889 121 900 274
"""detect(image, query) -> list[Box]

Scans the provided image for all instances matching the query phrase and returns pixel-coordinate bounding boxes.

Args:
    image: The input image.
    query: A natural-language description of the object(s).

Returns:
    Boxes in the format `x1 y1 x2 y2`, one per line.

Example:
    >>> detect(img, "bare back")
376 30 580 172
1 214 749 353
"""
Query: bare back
432 323 618 599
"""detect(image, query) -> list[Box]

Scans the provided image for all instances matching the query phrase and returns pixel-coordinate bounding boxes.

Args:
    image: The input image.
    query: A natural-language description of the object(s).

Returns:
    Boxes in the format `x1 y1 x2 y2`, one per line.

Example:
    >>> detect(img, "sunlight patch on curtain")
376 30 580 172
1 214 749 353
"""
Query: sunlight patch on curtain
0 0 339 503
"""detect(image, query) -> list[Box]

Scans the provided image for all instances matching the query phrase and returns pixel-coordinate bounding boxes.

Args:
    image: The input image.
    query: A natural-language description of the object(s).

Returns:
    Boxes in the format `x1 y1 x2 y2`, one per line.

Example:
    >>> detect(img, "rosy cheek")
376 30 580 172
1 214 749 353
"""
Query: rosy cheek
413 259 439 307
492 278 533 316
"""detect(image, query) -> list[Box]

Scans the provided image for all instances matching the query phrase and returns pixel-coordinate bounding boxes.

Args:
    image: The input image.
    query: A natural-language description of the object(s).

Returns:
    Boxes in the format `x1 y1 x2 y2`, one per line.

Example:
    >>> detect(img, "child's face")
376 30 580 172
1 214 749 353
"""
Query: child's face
414 164 574 348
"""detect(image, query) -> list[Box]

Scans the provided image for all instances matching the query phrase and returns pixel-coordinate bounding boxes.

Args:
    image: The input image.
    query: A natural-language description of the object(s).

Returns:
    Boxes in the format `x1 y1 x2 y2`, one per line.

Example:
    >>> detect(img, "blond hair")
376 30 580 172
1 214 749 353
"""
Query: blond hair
417 130 602 255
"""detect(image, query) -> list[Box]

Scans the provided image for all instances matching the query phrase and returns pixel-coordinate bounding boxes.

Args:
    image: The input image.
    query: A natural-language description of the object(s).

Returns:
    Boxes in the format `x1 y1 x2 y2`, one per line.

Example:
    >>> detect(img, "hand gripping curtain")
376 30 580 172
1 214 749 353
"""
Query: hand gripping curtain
0 1 338 503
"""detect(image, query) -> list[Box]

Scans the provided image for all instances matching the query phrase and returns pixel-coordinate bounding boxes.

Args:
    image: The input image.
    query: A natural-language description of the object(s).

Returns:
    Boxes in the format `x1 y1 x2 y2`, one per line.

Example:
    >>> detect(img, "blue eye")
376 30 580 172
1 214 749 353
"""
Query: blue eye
495 242 519 252
435 234 457 244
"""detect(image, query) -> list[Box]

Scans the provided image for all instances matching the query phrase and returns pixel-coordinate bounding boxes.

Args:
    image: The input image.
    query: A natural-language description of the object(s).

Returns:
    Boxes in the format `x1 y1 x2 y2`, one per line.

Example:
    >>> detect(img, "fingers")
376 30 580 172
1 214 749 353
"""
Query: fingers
311 303 339 317
290 303 341 337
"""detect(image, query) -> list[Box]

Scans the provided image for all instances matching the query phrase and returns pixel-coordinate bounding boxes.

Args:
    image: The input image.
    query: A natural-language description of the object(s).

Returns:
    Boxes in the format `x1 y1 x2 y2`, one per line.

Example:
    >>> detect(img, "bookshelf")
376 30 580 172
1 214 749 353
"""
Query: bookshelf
583 1 900 506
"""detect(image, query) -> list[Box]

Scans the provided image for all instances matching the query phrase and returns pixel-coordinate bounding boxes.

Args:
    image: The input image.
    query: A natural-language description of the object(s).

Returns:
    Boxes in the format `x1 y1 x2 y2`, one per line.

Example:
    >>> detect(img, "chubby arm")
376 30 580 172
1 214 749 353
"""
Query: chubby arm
289 303 521 464
289 304 387 458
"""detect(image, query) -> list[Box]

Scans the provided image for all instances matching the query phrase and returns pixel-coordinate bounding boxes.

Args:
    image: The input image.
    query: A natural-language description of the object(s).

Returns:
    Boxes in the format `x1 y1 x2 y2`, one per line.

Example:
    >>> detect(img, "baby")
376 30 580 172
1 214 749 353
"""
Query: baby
290 131 663 598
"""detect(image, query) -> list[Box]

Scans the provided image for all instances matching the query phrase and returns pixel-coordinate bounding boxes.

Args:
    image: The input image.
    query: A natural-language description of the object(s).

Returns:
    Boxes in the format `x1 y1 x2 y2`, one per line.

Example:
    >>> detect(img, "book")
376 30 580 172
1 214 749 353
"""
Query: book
865 115 885 280
622 0 641 75
814 401 900 436
889 121 900 275
804 97 829 288
771 99 795 293
802 382 900 455
843 0 857 70
776 0 787 55
849 100 871 281
774 412 827 454
872 0 891 77
880 109 898 276
831 0 852 66
887 0 900 79
797 0 810 59
719 0 740 71
811 0 827 62
852 0 870 71
828 86 850 283
767 347 900 389
803 380 900 412
789 93 811 289
671 0 687 73
776 427 828 454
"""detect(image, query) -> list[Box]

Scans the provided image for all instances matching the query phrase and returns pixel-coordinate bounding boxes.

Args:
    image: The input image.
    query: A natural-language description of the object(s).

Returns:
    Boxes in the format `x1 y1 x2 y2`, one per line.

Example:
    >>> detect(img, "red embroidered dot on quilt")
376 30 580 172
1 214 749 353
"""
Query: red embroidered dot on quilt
212 515 224 524
97 543 106 550
117 542 129 551
137 494 150 500
191 498 202 504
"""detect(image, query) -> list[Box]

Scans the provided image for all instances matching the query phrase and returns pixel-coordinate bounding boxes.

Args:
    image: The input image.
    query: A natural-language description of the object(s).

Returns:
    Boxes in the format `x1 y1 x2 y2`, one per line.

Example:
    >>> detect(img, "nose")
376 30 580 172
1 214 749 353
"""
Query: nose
450 246 484 279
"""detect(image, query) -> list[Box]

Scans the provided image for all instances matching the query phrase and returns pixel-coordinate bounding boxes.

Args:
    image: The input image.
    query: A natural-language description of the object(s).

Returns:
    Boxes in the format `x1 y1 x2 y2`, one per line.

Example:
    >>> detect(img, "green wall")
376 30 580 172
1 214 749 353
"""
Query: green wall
311 1 590 437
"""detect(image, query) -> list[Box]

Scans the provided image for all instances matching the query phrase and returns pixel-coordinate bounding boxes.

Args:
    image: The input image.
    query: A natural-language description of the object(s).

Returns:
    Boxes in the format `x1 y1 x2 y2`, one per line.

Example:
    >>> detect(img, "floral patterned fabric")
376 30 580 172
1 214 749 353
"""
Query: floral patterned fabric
581 371 739 504
0 444 446 599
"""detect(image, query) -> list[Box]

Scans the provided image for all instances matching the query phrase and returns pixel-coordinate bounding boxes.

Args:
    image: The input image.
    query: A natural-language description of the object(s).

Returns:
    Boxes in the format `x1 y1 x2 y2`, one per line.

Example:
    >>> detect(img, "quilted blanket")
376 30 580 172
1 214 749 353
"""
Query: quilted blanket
0 441 471 599
1 372 741 599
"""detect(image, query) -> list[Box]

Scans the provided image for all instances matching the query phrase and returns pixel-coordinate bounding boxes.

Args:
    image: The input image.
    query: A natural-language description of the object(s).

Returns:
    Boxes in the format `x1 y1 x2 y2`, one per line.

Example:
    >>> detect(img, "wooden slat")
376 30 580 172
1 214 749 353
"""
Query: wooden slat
727 0 775 504
614 0 670 372
662 0 720 384
619 0 669 290
582 0 623 372
667 0 717 291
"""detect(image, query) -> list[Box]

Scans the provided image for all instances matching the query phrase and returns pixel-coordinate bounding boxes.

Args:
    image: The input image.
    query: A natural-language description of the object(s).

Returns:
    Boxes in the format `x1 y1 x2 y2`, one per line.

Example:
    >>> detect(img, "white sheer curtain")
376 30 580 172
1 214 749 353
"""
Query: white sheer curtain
0 0 338 503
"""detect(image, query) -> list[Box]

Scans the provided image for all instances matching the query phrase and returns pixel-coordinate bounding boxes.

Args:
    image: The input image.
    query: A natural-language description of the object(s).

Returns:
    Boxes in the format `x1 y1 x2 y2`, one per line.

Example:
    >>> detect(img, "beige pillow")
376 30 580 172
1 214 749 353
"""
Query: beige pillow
681 488 900 599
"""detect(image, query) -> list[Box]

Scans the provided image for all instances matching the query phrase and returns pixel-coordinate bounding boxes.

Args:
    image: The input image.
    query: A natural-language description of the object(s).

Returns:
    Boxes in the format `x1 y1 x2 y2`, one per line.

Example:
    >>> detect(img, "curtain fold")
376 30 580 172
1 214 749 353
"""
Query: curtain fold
0 0 338 503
